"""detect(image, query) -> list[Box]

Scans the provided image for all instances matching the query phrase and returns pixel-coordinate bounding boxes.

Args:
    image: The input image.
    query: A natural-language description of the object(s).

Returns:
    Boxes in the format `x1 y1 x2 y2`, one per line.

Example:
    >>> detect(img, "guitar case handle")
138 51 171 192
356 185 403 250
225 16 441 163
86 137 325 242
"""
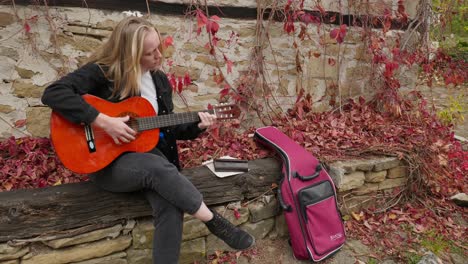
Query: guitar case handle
294 163 322 181
277 189 292 212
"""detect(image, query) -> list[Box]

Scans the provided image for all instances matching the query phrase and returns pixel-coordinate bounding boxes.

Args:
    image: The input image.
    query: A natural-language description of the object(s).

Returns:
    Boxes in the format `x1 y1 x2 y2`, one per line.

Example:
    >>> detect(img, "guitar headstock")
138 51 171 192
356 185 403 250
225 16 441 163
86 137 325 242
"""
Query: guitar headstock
212 103 241 120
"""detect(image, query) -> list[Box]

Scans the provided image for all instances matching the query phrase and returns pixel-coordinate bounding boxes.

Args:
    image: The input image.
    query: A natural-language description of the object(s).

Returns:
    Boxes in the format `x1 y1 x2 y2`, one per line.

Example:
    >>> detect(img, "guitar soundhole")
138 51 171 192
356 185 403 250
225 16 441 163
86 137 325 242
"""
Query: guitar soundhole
121 112 139 133
127 117 139 132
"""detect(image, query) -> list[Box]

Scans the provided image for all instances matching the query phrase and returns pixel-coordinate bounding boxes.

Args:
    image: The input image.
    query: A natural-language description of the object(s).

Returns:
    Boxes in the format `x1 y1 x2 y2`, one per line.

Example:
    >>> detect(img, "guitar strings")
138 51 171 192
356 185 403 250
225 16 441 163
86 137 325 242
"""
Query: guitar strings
77 108 234 137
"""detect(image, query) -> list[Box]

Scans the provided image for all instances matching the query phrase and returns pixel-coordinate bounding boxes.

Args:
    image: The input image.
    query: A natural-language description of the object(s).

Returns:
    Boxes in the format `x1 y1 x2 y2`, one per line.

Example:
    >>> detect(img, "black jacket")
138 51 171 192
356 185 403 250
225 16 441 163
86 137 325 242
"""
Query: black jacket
41 63 204 170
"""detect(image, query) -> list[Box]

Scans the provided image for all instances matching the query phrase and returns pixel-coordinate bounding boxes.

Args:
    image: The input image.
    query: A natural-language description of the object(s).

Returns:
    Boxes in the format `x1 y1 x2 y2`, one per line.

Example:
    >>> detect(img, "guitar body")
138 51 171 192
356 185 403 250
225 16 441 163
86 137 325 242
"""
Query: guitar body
50 95 159 174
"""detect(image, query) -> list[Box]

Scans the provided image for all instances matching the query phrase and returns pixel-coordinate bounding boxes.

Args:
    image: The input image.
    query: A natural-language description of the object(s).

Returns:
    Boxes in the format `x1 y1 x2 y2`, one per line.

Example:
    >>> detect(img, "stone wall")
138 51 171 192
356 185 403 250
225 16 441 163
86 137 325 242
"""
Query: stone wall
0 1 420 139
329 156 408 213
0 156 408 264
0 199 284 264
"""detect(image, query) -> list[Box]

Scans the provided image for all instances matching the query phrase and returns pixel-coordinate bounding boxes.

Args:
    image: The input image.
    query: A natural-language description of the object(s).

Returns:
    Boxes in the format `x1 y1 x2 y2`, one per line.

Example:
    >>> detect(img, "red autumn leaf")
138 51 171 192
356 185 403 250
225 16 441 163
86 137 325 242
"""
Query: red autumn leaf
384 61 399 77
211 36 219 47
330 24 347 44
14 119 27 128
24 22 31 33
196 10 207 29
177 77 183 93
397 0 408 23
163 36 174 47
219 84 230 99
223 55 233 74
213 70 224 85
183 73 191 86
300 13 320 25
233 208 241 219
328 58 336 66
167 74 177 91
166 59 174 67
206 20 220 35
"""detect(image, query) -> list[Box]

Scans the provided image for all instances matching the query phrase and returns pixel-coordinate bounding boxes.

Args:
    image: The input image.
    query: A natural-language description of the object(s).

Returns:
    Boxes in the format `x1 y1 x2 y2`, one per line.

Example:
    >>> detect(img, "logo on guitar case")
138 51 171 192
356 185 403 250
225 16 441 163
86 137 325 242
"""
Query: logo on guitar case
330 233 343 241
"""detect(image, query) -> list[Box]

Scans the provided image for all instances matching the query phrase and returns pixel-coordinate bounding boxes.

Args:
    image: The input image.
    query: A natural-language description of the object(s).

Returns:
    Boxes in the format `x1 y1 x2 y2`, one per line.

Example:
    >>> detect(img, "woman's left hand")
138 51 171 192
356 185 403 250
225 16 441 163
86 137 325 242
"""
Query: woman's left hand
198 112 217 129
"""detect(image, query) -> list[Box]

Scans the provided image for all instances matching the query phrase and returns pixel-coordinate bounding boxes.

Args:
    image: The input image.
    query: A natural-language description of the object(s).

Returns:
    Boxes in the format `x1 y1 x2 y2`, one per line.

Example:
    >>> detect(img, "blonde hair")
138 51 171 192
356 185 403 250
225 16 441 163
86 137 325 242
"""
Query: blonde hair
87 17 163 99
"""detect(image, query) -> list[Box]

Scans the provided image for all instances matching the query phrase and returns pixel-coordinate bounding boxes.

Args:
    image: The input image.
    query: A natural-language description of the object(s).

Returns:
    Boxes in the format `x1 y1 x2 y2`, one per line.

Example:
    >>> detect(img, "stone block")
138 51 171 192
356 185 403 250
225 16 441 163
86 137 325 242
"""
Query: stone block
339 194 376 214
373 157 401 171
387 166 407 179
307 56 339 79
238 26 255 38
352 183 379 195
241 218 275 241
95 19 117 30
14 66 35 79
0 104 14 114
179 238 205 264
0 12 15 27
0 244 22 255
340 171 366 192
328 165 346 186
44 224 123 249
26 107 51 138
377 178 406 190
183 42 207 54
0 47 19 61
58 34 105 53
206 234 232 255
64 25 111 39
364 170 387 183
72 252 127 264
0 259 19 264
22 236 132 264
182 218 210 241
211 205 250 226
195 55 225 67
131 219 154 250
329 159 374 173
12 80 45 98
248 197 278 223
274 213 289 238
126 249 151 264
404 0 421 19
0 57 16 83
0 246 28 262
354 45 371 61
169 65 201 81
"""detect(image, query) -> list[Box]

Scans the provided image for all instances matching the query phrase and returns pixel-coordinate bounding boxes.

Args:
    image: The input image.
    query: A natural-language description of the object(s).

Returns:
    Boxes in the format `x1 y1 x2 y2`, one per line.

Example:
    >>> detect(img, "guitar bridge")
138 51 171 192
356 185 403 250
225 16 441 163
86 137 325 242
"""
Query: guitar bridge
85 125 96 153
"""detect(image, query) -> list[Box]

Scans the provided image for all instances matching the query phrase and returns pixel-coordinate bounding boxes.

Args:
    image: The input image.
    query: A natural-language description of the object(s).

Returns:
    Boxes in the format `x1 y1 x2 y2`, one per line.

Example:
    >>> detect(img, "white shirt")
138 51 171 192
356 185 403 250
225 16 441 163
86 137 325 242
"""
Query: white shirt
140 71 158 114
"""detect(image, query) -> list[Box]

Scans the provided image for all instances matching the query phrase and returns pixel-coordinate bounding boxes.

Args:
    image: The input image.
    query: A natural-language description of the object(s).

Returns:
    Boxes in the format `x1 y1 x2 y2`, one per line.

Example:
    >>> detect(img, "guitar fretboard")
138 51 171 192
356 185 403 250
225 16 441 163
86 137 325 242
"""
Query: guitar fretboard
137 110 214 131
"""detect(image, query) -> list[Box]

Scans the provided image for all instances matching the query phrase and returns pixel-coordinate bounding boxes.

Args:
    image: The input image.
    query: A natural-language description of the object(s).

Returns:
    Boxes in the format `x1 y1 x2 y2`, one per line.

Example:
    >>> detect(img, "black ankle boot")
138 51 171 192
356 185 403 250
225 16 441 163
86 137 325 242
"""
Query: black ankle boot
205 209 255 250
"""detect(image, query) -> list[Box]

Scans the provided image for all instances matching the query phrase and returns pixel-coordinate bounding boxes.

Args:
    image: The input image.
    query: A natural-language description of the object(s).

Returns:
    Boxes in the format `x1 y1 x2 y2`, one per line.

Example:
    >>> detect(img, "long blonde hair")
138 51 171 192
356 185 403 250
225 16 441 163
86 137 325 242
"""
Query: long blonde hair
87 17 163 99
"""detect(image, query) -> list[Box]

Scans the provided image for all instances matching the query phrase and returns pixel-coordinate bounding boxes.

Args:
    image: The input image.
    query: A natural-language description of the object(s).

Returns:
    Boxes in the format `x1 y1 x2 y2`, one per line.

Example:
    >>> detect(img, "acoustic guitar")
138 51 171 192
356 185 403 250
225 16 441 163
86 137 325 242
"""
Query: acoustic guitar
50 94 240 174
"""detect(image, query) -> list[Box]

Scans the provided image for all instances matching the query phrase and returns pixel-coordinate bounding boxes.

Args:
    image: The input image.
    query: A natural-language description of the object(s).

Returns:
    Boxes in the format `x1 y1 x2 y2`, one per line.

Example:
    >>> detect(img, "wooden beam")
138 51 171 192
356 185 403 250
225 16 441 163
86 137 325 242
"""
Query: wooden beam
0 158 281 242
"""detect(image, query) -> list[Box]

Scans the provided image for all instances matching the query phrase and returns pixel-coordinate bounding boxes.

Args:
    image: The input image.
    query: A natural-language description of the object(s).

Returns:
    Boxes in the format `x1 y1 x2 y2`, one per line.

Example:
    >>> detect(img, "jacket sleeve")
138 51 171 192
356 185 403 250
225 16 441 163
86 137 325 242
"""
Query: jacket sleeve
155 71 205 140
41 63 106 125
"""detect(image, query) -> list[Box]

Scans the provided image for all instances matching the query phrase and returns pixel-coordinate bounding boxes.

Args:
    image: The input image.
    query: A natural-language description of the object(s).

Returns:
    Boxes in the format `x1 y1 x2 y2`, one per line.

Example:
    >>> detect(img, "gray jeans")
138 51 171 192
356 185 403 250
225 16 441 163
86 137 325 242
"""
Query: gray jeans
89 148 203 264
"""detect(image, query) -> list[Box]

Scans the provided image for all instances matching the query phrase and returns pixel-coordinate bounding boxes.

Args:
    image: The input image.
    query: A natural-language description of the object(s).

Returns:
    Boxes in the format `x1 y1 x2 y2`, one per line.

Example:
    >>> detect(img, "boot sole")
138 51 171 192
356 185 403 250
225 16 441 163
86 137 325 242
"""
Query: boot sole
233 235 256 251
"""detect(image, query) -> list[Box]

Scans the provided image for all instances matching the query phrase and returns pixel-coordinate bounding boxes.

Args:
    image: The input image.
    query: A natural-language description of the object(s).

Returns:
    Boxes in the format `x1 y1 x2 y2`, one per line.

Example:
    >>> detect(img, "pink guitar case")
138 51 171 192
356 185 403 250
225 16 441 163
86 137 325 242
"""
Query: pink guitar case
254 126 346 261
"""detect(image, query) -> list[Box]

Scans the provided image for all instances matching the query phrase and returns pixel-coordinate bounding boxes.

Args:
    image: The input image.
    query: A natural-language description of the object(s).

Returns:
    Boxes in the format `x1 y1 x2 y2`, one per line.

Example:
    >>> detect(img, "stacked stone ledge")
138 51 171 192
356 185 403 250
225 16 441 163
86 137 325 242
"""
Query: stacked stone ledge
328 156 408 214
0 196 286 264
0 157 409 264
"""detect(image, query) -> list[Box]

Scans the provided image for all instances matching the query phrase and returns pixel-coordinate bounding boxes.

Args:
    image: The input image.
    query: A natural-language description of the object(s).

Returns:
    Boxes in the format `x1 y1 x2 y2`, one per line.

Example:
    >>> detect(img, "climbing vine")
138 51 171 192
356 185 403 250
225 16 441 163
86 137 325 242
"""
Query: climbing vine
0 1 466 262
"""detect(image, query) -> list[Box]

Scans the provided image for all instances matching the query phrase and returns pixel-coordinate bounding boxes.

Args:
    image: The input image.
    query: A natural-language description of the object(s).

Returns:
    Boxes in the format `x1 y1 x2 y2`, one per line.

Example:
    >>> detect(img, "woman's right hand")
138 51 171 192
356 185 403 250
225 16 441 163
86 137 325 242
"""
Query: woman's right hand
92 113 136 145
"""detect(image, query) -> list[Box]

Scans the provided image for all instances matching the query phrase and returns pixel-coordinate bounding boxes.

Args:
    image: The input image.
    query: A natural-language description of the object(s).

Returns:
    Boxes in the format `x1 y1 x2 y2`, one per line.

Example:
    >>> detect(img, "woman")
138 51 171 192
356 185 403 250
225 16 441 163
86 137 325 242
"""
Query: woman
42 16 254 263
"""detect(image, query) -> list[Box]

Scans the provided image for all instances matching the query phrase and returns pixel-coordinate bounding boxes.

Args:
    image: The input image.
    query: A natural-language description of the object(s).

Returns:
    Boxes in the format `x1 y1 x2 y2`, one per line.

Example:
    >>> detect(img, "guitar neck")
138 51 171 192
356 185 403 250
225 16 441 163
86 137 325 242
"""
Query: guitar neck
137 110 214 131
